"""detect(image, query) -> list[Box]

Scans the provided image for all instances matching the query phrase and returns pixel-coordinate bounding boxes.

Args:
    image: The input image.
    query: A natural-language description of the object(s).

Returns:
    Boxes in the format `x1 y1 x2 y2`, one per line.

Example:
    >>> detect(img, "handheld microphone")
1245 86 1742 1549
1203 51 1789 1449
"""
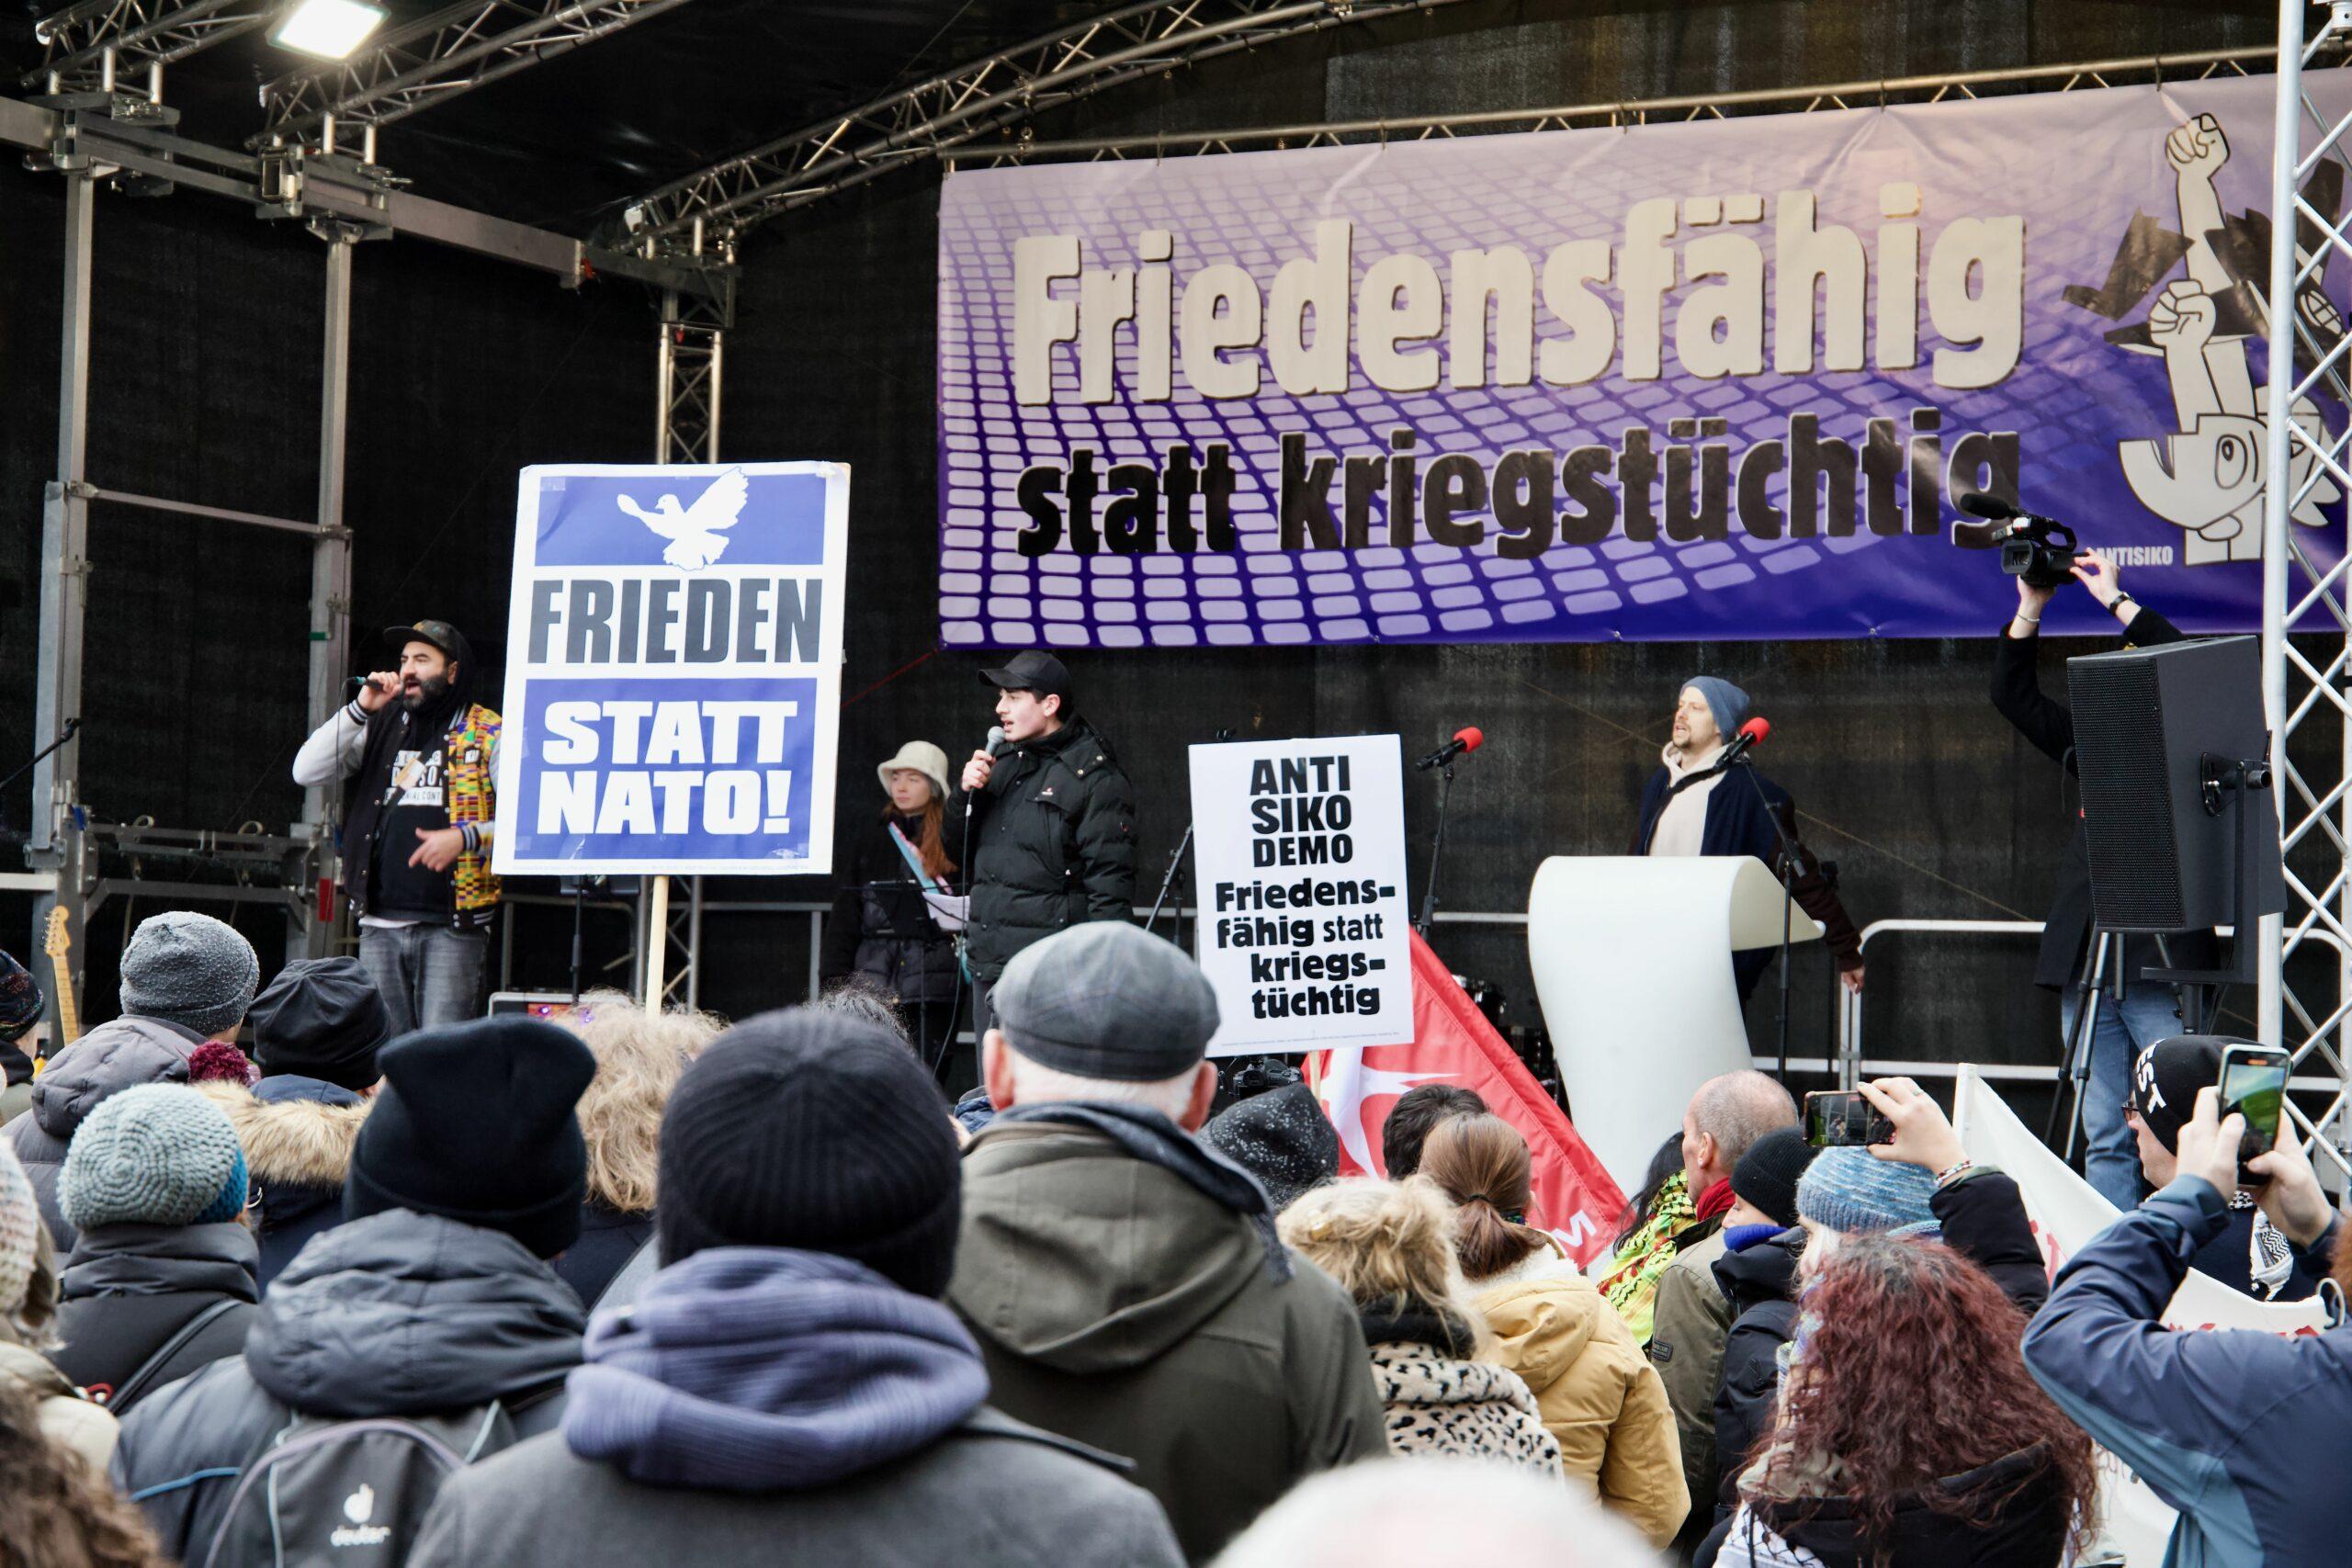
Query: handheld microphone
967 726 1007 818
1416 727 1485 772
1721 716 1770 764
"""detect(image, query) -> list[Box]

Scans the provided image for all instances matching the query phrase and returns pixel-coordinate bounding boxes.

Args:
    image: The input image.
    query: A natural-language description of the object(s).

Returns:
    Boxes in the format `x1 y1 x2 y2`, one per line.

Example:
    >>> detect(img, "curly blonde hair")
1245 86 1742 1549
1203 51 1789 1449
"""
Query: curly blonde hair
1277 1177 1488 1351
567 990 721 1215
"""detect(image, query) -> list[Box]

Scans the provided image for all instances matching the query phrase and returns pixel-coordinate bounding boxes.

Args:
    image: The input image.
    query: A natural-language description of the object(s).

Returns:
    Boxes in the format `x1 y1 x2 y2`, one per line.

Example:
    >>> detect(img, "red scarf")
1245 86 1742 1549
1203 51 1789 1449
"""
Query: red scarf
1690 1178 1735 1226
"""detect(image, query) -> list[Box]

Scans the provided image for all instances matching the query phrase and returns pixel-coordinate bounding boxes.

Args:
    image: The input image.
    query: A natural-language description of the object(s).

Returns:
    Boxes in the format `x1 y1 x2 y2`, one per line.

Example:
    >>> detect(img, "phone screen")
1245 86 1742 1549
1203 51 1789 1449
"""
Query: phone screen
2221 1055 2289 1153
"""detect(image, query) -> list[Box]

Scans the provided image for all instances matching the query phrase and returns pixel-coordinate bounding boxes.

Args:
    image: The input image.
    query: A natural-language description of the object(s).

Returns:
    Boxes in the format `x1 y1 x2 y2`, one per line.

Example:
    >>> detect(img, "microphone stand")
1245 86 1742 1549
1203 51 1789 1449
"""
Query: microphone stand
1415 759 1458 941
1729 750 1799 1081
1147 728 1233 949
0 719 80 838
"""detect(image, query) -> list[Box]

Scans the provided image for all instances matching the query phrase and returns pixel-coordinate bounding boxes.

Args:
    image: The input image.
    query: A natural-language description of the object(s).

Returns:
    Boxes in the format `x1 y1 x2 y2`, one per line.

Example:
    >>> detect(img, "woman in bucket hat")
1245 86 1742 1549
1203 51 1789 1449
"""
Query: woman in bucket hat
821 741 968 1089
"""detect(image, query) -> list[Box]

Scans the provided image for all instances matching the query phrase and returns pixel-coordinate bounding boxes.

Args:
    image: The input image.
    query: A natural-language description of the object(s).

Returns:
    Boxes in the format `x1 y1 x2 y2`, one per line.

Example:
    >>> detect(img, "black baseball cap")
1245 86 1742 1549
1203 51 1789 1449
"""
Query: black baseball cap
383 619 474 666
2129 1034 2232 1150
978 650 1069 699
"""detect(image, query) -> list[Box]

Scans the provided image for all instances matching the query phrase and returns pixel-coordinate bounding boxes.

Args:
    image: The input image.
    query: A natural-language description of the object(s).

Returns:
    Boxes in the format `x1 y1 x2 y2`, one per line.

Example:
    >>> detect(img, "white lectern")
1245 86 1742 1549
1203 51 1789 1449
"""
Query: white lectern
1527 855 1824 1197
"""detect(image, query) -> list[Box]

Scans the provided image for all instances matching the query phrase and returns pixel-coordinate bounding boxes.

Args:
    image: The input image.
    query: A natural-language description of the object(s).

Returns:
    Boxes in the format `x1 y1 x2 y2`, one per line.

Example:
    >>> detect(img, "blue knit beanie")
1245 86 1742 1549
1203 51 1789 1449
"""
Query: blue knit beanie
1682 677 1750 741
61 1084 248 1230
1794 1146 1938 1238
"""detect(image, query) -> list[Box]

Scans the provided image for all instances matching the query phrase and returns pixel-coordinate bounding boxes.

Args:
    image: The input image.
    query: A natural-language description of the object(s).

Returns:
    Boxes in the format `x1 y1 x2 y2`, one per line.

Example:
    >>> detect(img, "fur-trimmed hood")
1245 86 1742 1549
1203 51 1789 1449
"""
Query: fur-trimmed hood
194 1077 369 1189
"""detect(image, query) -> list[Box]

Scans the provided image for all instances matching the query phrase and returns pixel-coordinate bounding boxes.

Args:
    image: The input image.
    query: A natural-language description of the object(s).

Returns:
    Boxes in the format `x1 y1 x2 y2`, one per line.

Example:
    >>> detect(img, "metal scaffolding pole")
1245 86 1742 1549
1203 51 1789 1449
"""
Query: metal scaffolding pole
30 170 95 1026
639 239 729 1007
2262 0 2352 1178
298 234 357 960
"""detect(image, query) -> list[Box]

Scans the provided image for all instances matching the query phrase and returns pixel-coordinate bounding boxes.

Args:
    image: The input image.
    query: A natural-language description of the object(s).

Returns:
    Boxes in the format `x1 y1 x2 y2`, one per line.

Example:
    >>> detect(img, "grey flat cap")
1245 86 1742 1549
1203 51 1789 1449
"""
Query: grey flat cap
990 922 1219 1082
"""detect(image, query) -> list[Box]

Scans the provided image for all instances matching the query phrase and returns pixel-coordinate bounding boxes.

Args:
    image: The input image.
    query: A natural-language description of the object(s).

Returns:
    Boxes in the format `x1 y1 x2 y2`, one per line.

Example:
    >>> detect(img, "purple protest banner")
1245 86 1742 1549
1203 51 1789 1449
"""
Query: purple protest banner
935 75 2350 648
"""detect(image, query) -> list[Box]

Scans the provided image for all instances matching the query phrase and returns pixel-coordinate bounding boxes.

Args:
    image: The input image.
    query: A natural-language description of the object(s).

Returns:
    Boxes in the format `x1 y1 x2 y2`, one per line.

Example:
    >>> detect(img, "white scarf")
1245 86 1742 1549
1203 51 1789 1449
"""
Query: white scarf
1647 740 1726 858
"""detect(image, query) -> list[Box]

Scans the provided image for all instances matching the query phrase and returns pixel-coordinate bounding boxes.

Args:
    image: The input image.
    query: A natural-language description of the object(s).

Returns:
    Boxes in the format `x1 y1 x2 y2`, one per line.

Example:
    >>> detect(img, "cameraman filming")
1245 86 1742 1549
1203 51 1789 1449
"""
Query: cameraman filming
1992 551 2211 1211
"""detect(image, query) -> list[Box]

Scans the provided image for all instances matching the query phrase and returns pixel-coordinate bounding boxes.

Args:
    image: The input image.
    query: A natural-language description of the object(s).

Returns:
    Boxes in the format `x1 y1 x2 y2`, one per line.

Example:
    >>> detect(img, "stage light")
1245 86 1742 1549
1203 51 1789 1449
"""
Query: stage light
270 0 387 60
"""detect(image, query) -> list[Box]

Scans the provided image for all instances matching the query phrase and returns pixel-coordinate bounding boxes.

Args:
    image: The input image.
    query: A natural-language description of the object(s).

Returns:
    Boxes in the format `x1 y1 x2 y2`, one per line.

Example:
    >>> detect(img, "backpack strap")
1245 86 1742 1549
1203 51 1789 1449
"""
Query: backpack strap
108 1299 243 1413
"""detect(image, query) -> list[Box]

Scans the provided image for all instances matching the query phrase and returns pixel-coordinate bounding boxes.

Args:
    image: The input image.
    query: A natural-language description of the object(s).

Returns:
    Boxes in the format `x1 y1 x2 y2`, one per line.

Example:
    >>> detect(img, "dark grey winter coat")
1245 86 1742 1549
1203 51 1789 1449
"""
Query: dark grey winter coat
408 1407 1183 1567
110 1209 584 1563
965 716 1136 983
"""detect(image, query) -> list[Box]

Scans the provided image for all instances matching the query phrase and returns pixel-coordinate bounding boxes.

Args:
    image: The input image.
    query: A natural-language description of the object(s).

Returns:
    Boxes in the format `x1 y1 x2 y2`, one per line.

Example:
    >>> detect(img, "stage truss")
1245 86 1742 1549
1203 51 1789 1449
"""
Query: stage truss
2264 1 2352 1180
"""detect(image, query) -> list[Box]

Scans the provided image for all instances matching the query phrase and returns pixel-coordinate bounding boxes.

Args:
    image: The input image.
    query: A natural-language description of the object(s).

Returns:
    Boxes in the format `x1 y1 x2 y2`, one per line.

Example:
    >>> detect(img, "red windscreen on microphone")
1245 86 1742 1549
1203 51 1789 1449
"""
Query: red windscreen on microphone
1738 717 1770 746
1455 727 1485 753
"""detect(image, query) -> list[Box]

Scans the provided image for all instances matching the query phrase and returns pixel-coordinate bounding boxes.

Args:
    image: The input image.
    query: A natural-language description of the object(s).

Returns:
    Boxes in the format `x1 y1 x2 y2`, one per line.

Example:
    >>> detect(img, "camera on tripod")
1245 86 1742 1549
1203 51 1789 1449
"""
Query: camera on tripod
1956 492 2079 589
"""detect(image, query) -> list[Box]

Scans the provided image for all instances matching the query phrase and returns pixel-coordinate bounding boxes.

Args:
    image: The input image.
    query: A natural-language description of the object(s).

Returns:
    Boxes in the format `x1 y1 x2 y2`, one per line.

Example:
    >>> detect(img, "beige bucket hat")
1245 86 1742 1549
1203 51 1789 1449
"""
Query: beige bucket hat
876 741 952 806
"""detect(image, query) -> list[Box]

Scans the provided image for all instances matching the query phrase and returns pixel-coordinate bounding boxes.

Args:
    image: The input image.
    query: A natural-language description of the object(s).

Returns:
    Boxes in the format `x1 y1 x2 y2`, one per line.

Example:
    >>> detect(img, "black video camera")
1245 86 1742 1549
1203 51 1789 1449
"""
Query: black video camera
1956 493 2078 590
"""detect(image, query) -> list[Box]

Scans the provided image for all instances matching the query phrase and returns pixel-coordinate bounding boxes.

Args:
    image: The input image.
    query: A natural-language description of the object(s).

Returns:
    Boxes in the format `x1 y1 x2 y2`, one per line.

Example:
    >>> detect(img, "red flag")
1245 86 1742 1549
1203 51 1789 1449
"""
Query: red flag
1306 930 1627 1267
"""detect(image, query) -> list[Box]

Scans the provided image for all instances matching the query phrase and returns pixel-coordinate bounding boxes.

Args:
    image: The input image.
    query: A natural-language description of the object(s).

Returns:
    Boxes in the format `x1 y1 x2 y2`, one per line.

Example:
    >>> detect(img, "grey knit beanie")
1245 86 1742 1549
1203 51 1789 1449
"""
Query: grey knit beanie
119 912 259 1037
1795 1146 1939 1238
61 1084 248 1231
1681 677 1750 742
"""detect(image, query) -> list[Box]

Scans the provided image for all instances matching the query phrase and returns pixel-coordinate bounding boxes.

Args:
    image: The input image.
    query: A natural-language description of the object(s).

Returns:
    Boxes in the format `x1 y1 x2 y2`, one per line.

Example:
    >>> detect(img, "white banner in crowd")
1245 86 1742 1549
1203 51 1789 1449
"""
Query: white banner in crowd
1951 1066 2327 1566
494 462 850 876
1188 735 1414 1056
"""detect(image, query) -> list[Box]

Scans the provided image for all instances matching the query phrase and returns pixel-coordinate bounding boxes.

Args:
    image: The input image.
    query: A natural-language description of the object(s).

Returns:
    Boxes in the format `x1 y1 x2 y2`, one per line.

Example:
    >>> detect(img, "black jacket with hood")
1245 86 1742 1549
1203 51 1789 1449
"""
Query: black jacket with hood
6 1014 200 1252
1699 1444 2072 1568
965 716 1136 984
194 1076 371 1290
110 1209 584 1562
948 1110 1385 1563
52 1221 259 1416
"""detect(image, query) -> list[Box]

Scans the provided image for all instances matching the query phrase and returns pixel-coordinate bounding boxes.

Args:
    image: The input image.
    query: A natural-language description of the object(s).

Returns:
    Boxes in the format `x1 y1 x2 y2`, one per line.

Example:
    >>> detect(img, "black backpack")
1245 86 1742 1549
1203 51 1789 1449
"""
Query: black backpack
200 1402 522 1568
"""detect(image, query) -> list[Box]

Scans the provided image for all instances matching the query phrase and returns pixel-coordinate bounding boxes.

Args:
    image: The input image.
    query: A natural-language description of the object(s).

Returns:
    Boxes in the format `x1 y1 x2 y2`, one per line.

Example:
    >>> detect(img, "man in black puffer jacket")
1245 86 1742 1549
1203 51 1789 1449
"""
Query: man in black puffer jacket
958 652 1136 1029
111 1016 594 1562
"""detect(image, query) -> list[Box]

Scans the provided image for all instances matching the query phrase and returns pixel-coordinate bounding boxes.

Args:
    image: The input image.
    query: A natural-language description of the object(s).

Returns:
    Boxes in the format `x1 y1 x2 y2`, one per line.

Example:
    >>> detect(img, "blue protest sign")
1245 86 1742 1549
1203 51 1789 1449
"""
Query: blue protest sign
494 462 849 875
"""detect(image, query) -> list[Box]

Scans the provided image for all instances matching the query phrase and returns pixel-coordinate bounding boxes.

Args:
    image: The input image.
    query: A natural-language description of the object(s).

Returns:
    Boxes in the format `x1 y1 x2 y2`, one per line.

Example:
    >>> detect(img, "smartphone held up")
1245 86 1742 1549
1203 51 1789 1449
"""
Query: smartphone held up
1804 1090 1894 1149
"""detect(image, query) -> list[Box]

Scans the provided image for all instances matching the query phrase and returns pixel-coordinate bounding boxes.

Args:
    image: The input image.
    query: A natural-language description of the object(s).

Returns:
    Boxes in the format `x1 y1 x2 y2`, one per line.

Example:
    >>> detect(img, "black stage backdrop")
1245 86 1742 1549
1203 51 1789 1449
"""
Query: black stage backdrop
0 0 2302 1134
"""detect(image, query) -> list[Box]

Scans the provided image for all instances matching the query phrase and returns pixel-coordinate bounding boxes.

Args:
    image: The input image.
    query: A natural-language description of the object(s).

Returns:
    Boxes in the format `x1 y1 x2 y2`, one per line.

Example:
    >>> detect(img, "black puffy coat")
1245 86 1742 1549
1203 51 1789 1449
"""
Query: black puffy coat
822 809 961 1009
1700 1444 2072 1568
110 1208 585 1563
1708 1171 2050 1518
966 716 1136 983
51 1222 258 1416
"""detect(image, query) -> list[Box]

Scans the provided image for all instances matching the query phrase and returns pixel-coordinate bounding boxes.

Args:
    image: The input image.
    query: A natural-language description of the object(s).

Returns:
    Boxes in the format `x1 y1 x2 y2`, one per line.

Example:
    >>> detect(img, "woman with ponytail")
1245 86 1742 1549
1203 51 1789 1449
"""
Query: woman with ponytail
1279 1178 1561 1474
1420 1113 1690 1548
820 742 967 1089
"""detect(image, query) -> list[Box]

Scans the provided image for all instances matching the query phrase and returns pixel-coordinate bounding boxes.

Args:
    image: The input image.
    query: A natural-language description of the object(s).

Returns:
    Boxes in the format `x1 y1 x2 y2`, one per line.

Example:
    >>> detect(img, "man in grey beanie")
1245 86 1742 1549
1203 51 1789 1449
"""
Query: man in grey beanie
1629 677 1863 1000
947 921 1384 1562
118 912 260 1041
6 910 256 1250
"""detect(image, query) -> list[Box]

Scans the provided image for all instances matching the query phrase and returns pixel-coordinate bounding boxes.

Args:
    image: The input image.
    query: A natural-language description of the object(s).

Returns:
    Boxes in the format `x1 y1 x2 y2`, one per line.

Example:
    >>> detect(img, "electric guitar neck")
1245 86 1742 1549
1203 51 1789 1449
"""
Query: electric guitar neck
41 906 78 1070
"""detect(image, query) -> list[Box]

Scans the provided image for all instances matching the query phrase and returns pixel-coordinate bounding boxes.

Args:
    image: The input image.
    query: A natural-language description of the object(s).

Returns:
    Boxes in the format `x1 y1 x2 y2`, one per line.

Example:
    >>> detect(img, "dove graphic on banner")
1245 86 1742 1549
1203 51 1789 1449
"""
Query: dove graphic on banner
1307 929 1625 1266
617 467 750 570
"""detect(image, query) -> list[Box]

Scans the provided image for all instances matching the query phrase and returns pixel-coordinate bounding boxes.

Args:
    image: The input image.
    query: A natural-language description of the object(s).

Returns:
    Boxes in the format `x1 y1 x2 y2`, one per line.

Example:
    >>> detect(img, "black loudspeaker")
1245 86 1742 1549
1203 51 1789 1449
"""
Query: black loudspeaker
2066 635 2284 933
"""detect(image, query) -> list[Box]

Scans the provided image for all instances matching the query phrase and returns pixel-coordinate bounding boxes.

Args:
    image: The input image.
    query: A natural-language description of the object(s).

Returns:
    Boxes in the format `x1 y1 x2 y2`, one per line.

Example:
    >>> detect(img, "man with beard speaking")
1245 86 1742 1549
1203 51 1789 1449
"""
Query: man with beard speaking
294 620 503 1033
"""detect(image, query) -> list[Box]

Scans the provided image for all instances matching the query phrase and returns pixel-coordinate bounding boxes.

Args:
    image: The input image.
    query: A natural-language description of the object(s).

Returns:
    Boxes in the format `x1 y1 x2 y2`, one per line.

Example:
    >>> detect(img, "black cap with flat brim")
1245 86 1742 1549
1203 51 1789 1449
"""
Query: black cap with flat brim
384 619 473 666
978 649 1069 699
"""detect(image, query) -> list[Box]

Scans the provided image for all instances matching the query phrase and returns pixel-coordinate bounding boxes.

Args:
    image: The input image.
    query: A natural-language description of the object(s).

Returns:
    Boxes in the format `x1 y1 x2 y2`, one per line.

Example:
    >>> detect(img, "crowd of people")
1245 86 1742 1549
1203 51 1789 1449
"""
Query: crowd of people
0 877 2343 1562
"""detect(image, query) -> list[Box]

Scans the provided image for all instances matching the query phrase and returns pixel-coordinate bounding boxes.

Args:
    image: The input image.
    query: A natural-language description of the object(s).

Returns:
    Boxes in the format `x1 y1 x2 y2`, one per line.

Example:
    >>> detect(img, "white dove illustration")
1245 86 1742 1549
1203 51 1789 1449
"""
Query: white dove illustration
616 467 750 571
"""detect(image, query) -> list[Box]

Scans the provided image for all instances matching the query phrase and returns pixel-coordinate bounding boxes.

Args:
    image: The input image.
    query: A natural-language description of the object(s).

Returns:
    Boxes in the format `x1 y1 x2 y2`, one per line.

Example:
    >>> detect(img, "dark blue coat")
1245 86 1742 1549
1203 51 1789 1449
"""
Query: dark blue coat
1631 762 1861 997
2021 1178 2352 1568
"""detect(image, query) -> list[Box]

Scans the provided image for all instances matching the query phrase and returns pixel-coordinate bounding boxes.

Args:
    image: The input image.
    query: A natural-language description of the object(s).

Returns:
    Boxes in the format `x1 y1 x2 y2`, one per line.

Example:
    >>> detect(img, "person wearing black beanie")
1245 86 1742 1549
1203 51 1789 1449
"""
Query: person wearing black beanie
247 957 391 1094
403 1007 1185 1568
117 1015 595 1562
345 1016 594 1258
1726 1126 1815 1232
655 1009 964 1292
